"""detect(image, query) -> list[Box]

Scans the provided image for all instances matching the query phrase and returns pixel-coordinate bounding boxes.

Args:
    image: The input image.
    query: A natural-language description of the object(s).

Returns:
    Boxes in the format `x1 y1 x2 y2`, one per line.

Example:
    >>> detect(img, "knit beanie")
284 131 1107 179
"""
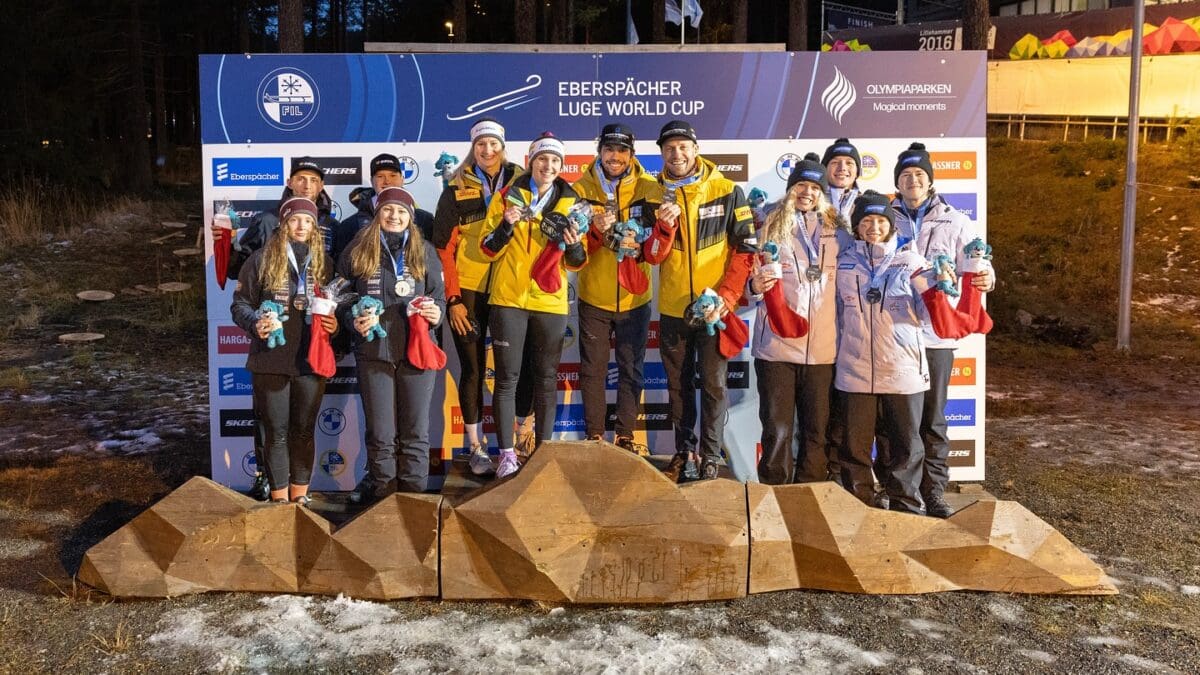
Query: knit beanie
376 187 416 217
821 138 861 179
469 117 506 146
851 190 896 235
786 153 829 192
894 142 934 187
527 132 566 165
279 196 319 223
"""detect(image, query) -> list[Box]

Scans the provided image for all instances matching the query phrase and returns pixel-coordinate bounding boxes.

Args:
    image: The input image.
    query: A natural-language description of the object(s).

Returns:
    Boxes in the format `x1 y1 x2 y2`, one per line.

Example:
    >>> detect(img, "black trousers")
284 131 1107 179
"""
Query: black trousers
755 360 834 484
841 391 925 514
251 372 325 491
489 305 568 449
357 358 437 494
659 314 727 462
872 348 955 499
577 300 651 439
448 289 534 427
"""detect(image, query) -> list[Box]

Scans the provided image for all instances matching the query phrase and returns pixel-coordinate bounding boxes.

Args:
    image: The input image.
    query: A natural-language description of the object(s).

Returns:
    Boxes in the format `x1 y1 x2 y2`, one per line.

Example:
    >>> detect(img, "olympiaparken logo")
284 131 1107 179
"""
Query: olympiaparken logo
820 66 857 125
258 67 320 131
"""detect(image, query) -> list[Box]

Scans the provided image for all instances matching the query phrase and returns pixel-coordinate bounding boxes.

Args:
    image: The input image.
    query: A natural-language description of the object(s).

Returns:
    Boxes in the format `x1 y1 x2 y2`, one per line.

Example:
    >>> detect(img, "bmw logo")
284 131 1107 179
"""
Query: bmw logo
320 450 347 477
398 156 420 184
318 407 346 436
241 450 258 477
257 68 320 131
330 200 342 221
776 153 801 181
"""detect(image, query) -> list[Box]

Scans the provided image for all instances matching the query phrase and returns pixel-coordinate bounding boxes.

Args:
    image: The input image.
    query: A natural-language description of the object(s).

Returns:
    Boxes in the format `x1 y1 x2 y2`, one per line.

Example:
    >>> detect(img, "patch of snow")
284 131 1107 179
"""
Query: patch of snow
1081 636 1133 648
1016 649 1055 664
1180 585 1199 596
150 596 895 673
0 537 49 559
1111 653 1185 674
986 599 1024 624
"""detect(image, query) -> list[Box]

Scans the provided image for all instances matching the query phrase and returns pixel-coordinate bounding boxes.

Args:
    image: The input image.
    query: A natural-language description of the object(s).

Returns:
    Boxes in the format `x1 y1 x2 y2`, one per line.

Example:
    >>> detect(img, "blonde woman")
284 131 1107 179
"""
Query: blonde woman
337 187 445 502
231 197 337 505
747 153 851 485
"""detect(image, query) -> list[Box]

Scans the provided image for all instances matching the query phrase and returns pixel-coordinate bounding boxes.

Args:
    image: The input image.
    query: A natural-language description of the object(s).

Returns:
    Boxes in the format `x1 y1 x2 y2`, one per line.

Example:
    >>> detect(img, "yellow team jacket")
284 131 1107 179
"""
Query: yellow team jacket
643 156 756 318
432 161 524 296
571 157 660 313
478 174 587 315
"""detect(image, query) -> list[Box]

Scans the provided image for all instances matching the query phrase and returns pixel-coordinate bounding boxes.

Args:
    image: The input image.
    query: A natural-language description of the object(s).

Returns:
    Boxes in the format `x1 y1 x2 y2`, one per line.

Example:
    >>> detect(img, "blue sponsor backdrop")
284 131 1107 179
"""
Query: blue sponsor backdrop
940 193 978 220
217 367 253 396
944 399 977 427
200 52 986 145
212 157 284 186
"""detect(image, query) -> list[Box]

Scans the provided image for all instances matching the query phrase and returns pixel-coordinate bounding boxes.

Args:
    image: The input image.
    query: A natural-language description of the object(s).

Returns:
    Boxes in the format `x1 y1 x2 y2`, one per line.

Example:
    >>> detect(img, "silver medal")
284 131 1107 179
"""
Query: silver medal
394 278 413 297
866 288 882 304
806 267 822 282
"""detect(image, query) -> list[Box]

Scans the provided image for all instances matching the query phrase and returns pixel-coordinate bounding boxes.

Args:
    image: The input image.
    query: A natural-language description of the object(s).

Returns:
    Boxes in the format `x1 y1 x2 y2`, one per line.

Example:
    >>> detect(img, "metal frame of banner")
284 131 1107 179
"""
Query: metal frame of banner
364 43 787 54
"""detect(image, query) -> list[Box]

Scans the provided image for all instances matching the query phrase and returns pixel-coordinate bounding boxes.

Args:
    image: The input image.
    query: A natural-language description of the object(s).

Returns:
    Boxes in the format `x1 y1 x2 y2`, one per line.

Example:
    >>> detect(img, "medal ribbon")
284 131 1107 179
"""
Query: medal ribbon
662 170 702 203
527 181 556 219
474 165 503 206
793 211 821 270
595 163 624 206
898 199 930 249
866 242 896 297
286 245 312 312
380 231 409 280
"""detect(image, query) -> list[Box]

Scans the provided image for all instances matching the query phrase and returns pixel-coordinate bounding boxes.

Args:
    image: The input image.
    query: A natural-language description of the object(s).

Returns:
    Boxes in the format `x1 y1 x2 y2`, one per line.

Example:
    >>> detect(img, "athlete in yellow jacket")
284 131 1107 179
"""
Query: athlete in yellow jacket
642 120 756 481
570 123 661 455
478 133 587 478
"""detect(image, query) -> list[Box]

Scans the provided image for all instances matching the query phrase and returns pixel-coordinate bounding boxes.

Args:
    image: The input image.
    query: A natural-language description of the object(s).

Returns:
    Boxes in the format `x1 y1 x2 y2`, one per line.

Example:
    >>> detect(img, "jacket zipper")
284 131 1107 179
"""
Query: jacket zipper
681 188 695 307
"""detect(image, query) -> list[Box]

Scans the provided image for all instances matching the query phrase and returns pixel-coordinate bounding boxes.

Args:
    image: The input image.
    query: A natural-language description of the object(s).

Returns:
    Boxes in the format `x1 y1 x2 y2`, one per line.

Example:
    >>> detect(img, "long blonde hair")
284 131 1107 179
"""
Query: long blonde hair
347 210 427 281
760 185 845 249
259 216 329 292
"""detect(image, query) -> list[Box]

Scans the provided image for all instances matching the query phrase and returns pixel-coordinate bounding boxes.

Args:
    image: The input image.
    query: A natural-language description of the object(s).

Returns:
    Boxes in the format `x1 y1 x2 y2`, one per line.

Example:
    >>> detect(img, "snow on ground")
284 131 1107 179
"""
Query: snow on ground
148 595 895 673
988 413 1200 475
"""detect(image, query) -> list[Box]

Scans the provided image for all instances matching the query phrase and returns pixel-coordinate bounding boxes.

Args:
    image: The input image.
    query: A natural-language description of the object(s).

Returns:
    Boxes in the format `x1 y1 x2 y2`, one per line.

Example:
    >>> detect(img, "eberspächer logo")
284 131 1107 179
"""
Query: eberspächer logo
820 66 857 124
258 68 320 131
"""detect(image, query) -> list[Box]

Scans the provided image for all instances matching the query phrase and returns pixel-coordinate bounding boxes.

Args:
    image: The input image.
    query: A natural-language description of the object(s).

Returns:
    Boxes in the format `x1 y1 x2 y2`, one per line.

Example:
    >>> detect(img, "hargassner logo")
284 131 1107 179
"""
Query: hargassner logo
820 66 857 125
447 74 542 121
212 158 284 186
258 68 320 131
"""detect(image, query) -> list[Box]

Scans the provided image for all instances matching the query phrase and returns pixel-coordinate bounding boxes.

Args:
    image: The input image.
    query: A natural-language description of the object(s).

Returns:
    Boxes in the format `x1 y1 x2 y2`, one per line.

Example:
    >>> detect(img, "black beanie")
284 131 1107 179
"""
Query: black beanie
894 142 934 187
851 190 896 235
821 138 861 179
786 153 829 192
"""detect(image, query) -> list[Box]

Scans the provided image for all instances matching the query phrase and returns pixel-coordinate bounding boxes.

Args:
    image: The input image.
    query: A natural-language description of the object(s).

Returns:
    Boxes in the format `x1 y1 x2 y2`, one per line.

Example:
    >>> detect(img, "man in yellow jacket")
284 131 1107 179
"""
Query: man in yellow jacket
572 123 661 456
643 120 756 481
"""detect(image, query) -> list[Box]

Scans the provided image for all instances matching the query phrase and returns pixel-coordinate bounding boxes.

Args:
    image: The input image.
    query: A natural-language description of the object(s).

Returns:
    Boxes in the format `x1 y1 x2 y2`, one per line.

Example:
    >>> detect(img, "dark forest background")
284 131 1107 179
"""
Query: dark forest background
0 0 823 192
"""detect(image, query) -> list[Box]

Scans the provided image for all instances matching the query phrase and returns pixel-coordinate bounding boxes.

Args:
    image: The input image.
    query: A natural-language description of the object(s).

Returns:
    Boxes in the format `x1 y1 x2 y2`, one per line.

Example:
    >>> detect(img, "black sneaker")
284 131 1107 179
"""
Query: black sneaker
616 436 651 457
348 478 374 505
871 491 890 510
662 451 688 482
924 493 954 519
681 453 701 482
248 473 270 501
697 457 720 481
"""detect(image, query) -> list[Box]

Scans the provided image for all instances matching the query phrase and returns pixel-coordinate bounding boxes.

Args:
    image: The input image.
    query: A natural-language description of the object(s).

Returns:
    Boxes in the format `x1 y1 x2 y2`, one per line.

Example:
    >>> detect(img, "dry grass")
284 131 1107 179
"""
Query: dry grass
0 179 150 256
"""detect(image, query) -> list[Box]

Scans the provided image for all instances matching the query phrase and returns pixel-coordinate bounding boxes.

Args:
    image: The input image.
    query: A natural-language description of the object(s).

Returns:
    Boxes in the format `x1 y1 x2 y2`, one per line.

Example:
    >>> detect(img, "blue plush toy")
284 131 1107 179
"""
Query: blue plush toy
747 187 768 210
611 218 650 263
963 237 993 261
689 291 727 336
932 254 960 297
256 300 288 349
760 240 780 262
351 296 389 342
559 201 593 251
434 152 459 188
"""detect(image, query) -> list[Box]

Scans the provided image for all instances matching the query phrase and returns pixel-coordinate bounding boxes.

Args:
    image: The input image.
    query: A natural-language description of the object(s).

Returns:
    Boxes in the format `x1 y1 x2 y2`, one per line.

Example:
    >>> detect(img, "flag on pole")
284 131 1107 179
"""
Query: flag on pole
666 0 703 26
627 0 640 44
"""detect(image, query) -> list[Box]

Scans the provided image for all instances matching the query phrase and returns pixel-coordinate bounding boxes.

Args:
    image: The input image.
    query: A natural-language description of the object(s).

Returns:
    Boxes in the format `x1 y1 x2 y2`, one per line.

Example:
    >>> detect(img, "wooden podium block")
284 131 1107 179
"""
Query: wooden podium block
441 441 748 603
748 482 1116 596
79 477 440 599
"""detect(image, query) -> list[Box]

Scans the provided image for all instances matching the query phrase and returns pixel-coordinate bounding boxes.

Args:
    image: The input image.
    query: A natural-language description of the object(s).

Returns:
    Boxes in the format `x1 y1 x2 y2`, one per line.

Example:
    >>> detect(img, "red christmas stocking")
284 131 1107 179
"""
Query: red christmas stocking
307 315 337 378
919 289 974 341
407 298 448 370
957 273 994 335
530 246 564 293
215 228 232 290
617 257 649 295
718 312 750 359
762 283 809 338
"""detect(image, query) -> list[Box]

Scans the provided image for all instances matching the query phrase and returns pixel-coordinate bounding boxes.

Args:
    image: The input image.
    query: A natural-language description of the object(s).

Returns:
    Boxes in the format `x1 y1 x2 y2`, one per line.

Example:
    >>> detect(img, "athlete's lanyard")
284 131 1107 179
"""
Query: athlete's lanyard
527 181 555 219
474 165 504 206
286 245 310 296
596 163 624 203
899 199 930 249
380 231 409 278
793 211 821 268
866 243 896 295
831 187 856 216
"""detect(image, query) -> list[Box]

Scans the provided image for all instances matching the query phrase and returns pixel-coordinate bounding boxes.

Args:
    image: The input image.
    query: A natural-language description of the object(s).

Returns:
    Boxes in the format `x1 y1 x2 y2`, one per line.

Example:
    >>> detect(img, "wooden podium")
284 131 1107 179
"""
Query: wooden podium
79 443 1115 601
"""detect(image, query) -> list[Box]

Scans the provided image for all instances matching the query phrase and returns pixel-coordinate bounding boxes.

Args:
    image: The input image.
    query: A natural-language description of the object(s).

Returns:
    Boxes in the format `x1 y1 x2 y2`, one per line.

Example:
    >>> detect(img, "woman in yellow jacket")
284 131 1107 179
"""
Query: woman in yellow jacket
479 132 588 477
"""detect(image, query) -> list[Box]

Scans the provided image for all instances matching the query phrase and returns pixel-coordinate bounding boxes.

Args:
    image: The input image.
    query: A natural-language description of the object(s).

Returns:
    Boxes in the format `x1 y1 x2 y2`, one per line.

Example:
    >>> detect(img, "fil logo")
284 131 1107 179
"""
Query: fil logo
258 68 320 131
820 66 857 124
446 74 542 121
398 156 420 184
215 163 229 181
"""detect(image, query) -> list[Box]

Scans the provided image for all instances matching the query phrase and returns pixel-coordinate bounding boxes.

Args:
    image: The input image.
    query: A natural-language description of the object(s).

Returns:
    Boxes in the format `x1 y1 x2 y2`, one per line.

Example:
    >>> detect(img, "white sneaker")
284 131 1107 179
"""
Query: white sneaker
496 451 521 479
468 444 496 476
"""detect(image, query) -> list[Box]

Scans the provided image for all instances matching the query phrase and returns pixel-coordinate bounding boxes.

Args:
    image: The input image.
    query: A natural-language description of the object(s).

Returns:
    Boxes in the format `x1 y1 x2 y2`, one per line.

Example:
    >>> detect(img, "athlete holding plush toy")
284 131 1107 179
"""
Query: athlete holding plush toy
231 196 338 506
337 187 446 502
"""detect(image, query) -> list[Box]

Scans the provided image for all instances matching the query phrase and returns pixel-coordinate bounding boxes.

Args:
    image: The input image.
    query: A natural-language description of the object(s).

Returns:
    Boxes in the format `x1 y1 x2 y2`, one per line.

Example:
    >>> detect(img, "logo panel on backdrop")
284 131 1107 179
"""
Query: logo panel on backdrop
201 51 989 489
